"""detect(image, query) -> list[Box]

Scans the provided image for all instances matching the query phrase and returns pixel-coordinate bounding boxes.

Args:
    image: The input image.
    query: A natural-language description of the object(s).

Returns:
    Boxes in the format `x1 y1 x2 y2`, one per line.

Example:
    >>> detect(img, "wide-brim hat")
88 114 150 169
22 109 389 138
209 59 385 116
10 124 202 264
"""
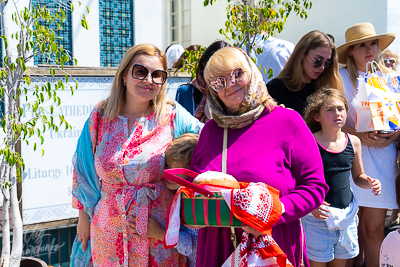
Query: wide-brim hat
337 23 395 64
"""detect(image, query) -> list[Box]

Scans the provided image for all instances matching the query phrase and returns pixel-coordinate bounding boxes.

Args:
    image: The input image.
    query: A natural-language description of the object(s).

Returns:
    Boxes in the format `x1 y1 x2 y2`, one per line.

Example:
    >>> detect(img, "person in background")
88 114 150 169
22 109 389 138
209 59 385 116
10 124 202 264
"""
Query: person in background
267 30 343 116
172 45 199 69
382 48 399 72
166 44 185 69
191 46 328 267
71 44 202 266
337 22 400 267
248 34 295 83
175 41 231 120
303 88 381 267
379 173 400 267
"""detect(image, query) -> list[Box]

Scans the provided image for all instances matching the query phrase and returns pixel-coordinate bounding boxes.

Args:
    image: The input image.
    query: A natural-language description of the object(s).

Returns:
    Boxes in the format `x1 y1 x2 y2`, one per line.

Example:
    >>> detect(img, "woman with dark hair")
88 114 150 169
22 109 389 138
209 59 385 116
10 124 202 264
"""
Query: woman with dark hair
191 46 328 267
175 40 231 121
267 30 343 115
71 44 202 266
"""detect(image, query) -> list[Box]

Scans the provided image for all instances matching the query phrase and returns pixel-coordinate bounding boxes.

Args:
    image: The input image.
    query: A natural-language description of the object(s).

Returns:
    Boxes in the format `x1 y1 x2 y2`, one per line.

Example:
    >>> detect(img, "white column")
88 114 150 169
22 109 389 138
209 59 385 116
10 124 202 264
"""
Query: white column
71 0 100 67
190 0 230 47
386 0 400 57
276 0 388 47
133 0 163 49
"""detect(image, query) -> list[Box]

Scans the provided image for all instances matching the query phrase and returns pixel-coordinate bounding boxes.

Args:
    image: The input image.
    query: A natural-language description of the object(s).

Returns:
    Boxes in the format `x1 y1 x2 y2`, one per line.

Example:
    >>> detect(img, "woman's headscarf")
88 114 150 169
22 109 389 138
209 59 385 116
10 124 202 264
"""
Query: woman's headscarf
206 47 275 129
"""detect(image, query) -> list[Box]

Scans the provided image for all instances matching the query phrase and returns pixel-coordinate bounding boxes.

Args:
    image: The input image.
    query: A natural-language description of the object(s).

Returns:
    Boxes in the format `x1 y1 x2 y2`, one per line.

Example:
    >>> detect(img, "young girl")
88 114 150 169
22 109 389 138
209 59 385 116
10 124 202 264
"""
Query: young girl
127 133 199 267
302 88 382 267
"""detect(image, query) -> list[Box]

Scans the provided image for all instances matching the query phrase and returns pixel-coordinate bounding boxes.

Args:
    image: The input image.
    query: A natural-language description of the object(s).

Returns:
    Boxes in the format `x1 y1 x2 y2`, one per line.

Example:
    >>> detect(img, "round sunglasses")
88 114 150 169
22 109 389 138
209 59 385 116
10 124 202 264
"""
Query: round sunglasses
384 58 396 65
207 68 246 92
129 64 168 85
307 55 332 68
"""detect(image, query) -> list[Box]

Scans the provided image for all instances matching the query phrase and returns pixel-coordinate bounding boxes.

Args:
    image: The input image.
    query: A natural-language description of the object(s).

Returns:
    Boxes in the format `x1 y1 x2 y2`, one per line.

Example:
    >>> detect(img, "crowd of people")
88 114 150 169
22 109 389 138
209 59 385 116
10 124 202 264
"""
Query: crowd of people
70 22 400 267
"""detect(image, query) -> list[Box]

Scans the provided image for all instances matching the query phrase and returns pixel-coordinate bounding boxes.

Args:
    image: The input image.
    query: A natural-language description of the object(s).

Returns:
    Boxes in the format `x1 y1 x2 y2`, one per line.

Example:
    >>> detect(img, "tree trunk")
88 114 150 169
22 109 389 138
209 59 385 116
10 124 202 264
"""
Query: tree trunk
9 168 22 267
0 178 11 267
243 0 251 56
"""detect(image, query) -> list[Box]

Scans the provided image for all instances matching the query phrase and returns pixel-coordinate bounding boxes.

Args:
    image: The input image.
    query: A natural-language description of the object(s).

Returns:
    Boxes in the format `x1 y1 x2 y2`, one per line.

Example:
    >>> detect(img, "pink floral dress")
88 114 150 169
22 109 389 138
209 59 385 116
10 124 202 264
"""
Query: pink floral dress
72 101 202 266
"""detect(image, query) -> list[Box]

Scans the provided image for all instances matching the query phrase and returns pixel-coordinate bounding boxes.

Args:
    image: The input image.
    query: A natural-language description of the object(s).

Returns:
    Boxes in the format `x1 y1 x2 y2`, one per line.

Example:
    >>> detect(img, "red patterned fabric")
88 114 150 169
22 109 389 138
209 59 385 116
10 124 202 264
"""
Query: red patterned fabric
222 182 293 267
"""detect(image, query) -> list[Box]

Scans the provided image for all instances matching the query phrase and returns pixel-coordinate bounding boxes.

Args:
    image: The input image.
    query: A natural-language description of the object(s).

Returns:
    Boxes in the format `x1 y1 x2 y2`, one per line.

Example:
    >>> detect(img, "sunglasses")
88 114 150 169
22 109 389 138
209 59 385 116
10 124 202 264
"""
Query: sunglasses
207 68 246 92
307 55 332 68
384 58 396 65
129 64 167 85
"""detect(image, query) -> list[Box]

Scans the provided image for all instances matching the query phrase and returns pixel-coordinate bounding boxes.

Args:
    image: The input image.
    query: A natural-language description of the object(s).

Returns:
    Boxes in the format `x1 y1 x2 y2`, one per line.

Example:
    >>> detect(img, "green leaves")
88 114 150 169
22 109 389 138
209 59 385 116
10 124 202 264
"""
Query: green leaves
0 1 90 183
178 46 207 79
218 0 312 57
81 14 89 30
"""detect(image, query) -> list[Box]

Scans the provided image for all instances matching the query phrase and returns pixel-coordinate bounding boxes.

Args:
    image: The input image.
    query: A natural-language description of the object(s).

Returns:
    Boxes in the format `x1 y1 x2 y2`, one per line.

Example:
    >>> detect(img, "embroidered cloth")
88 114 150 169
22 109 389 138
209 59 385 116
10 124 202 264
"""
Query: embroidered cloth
164 181 292 267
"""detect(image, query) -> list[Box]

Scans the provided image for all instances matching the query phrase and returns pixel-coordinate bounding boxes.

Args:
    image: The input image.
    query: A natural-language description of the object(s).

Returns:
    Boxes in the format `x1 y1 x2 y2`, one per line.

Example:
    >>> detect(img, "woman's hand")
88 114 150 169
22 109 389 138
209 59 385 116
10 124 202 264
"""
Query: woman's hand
367 176 381 196
127 216 165 241
146 217 165 241
77 209 90 252
360 131 398 148
242 225 263 236
310 201 330 220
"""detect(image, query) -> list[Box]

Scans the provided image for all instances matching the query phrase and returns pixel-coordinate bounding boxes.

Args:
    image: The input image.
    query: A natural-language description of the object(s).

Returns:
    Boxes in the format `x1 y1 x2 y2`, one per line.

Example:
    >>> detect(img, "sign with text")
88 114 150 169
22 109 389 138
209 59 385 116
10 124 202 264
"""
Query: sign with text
21 75 189 224
22 76 112 224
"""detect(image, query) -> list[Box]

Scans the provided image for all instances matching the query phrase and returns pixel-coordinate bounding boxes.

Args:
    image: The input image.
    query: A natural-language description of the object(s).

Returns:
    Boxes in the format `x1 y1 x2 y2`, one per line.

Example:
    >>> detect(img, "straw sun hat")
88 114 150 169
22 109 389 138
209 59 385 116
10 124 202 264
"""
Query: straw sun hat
337 22 395 63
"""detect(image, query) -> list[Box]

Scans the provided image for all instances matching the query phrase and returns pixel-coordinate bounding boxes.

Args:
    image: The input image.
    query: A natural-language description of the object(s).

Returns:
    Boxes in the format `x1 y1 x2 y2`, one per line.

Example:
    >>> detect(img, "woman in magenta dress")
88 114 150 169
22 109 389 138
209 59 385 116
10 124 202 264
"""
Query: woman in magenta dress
190 47 328 267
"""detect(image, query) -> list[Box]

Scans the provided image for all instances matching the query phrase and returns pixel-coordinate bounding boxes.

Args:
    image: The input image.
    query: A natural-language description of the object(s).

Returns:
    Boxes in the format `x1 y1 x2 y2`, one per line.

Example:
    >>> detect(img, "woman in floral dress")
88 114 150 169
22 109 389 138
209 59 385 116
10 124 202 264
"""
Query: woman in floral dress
71 44 202 266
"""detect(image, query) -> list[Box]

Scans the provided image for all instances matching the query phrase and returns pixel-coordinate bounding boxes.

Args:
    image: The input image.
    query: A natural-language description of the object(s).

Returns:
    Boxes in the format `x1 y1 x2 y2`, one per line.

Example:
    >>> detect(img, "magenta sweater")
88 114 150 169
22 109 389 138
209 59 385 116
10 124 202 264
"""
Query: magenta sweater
190 106 328 267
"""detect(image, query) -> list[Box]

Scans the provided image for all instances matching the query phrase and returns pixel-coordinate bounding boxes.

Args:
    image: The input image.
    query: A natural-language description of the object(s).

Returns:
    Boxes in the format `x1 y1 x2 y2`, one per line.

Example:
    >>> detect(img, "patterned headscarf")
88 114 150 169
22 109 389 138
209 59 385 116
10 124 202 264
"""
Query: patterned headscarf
206 47 275 129
192 78 210 123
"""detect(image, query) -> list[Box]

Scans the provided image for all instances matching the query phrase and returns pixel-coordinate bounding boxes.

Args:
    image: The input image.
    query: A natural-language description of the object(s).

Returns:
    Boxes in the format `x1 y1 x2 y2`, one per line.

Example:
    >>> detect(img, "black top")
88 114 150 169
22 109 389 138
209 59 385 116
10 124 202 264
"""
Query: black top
266 78 315 115
317 134 354 209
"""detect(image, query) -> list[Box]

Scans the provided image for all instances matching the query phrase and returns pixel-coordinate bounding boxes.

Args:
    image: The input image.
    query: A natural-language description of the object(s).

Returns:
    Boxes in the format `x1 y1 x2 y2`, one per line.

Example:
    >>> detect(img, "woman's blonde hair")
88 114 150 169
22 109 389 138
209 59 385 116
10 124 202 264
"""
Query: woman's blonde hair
103 44 173 121
276 30 344 93
204 47 276 110
204 47 251 81
382 48 399 71
165 133 199 167
345 43 393 88
304 88 349 133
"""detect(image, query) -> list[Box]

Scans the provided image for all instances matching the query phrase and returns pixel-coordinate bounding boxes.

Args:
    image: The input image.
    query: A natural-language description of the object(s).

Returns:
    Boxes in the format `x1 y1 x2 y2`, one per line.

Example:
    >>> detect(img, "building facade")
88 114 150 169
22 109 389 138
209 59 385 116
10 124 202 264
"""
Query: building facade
2 0 400 67
1 0 231 67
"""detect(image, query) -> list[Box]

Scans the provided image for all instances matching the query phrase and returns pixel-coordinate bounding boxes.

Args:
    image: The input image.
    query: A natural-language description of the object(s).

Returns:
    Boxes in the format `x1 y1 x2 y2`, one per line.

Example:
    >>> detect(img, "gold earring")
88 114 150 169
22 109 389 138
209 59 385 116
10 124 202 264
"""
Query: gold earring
124 82 126 86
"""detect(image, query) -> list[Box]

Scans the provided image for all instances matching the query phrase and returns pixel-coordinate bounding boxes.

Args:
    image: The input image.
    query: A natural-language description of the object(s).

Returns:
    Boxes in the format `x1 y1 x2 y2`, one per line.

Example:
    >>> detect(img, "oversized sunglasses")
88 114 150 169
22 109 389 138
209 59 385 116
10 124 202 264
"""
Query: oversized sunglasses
384 58 396 65
307 55 332 68
129 64 168 85
207 68 246 92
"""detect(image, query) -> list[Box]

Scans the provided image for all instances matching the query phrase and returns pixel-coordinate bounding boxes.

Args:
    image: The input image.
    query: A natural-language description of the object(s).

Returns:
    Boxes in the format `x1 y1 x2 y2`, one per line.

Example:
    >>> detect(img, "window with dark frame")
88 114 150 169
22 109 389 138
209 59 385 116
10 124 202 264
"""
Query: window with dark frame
99 0 134 67
32 0 73 66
